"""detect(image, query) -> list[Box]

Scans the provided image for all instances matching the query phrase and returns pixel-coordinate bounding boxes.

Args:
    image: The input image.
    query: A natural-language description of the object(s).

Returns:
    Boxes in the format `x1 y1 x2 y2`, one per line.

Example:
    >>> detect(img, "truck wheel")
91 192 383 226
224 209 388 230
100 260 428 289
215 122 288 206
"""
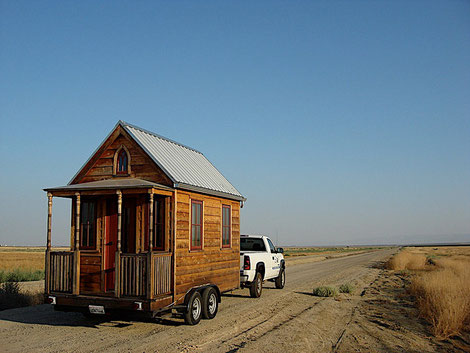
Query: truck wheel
184 291 202 325
275 268 285 289
202 287 218 319
250 272 263 298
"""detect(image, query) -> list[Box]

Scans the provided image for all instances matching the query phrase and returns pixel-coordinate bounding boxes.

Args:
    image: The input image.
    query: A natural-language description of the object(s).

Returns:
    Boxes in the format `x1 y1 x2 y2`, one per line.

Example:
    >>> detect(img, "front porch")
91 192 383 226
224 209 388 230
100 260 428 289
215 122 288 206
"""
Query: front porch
48 251 171 298
44 179 175 301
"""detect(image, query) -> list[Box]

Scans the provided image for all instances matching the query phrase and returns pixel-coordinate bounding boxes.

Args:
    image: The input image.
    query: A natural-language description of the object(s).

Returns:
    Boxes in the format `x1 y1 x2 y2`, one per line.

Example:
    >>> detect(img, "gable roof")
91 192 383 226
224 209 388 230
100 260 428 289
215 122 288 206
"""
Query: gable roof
69 121 246 202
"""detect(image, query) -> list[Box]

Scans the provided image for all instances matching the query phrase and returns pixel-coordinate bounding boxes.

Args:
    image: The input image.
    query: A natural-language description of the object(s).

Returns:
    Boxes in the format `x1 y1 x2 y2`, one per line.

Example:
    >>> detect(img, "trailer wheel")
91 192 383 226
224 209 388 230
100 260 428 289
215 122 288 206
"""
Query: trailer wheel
202 287 218 319
275 268 285 289
250 272 263 298
184 291 203 325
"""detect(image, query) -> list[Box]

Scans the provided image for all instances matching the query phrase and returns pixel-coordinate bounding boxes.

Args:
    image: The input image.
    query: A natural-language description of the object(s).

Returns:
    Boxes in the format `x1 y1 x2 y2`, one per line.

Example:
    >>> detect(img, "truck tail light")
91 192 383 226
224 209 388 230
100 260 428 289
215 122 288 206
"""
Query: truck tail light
244 255 250 270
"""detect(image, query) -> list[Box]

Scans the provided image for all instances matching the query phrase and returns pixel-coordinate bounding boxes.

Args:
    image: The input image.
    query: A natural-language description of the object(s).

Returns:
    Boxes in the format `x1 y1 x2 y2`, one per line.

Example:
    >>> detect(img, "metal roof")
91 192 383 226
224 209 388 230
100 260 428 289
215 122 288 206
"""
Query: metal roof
45 178 173 192
121 121 245 201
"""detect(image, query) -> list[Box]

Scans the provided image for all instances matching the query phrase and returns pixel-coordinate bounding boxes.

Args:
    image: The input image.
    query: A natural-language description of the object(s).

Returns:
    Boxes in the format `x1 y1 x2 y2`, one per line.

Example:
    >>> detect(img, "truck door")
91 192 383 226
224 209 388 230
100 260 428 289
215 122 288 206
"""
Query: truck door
266 238 281 279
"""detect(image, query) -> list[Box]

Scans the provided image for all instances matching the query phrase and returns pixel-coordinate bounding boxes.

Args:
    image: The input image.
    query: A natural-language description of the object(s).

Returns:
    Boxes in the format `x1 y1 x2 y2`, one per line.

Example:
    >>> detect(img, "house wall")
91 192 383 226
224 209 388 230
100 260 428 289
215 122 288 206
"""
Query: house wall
72 127 172 186
174 190 240 301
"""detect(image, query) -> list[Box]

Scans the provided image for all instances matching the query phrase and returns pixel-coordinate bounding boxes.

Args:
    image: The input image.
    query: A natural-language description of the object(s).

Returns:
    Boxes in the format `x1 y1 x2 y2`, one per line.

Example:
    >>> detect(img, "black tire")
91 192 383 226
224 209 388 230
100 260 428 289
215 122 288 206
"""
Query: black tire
201 287 218 319
184 291 203 325
249 272 263 298
275 267 286 289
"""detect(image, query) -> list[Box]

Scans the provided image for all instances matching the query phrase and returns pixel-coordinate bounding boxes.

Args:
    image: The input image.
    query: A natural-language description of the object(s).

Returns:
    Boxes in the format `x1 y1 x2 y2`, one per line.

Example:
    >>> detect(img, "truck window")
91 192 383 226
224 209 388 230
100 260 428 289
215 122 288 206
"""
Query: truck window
266 238 276 253
240 238 266 252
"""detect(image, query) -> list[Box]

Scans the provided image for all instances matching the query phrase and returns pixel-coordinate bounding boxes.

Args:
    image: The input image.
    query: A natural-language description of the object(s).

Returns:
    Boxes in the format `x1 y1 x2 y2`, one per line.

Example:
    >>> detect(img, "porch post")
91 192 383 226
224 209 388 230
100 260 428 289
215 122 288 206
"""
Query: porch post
115 190 122 297
149 192 154 250
147 191 154 299
172 190 177 301
73 193 81 295
45 193 53 294
75 193 80 250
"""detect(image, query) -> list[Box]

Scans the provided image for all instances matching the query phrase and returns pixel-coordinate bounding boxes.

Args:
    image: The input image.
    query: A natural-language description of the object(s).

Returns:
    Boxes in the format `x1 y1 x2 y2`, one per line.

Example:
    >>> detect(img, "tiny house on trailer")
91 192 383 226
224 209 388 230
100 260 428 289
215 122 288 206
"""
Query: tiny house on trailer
44 121 246 324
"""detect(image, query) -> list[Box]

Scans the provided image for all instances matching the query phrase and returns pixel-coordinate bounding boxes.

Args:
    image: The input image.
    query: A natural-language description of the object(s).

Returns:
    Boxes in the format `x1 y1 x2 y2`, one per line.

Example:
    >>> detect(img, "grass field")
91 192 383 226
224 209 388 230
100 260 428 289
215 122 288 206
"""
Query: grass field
283 246 383 257
387 246 470 340
0 246 67 283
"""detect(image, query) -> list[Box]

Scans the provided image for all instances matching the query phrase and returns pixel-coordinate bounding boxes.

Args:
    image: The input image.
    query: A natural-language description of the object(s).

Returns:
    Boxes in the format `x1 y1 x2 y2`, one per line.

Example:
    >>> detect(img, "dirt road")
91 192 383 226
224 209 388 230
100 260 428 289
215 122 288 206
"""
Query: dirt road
0 249 396 353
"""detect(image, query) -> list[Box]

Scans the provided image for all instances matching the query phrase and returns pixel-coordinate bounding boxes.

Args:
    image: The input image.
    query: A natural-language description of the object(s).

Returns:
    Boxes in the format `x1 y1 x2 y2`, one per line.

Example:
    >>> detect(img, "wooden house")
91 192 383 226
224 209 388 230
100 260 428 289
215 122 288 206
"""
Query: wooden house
44 121 246 324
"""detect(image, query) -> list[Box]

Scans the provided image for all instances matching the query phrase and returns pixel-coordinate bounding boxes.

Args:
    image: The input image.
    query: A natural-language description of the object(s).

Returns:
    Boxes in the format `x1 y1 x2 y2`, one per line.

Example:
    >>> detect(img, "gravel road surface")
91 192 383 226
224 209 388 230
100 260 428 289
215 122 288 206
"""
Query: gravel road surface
0 249 396 353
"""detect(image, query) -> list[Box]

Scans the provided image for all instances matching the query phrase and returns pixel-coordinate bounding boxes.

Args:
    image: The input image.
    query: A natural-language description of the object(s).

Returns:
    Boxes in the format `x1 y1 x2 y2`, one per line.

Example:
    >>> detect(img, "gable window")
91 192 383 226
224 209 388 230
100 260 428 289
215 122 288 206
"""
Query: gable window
117 149 128 174
191 200 203 250
222 205 231 248
80 201 96 249
153 197 165 250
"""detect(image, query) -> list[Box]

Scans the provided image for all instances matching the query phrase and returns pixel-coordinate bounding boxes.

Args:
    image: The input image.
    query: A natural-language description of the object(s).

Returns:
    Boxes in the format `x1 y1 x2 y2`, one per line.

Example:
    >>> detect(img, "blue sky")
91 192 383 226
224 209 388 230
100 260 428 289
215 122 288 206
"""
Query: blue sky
1 0 469 246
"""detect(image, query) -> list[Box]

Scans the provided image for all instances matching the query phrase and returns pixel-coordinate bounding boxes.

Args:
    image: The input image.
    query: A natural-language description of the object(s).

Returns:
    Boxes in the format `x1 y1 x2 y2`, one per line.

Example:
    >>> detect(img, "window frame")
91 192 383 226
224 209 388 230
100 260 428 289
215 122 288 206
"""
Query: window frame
190 200 203 251
79 200 97 250
266 238 276 253
221 204 231 248
153 197 165 251
116 149 128 175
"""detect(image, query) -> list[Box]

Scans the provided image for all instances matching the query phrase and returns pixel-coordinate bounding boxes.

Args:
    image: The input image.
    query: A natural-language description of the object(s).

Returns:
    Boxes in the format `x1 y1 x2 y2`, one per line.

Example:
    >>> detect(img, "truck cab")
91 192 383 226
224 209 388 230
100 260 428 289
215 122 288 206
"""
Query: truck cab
239 235 285 298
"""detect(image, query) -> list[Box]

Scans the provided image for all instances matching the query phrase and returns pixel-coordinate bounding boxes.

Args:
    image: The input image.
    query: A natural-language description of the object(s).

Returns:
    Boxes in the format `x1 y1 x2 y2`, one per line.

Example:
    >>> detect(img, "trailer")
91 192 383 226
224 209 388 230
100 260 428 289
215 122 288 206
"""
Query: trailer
44 121 245 325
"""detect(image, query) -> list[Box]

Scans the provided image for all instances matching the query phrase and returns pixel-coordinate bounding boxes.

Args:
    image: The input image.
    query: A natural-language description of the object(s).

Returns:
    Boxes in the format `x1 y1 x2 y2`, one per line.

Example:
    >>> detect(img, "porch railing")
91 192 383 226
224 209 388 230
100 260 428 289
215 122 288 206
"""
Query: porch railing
47 251 172 298
152 253 172 296
120 253 172 298
49 251 74 293
120 254 148 297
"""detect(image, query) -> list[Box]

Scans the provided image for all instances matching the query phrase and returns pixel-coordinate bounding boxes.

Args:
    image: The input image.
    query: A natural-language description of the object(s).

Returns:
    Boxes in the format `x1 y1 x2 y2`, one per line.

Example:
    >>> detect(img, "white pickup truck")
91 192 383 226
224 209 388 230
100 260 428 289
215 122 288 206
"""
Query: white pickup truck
239 234 286 297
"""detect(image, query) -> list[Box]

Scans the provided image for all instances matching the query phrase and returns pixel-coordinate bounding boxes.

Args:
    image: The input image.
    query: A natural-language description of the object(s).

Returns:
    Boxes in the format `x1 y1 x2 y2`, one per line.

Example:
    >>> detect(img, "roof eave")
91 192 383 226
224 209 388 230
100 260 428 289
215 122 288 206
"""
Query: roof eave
176 182 246 202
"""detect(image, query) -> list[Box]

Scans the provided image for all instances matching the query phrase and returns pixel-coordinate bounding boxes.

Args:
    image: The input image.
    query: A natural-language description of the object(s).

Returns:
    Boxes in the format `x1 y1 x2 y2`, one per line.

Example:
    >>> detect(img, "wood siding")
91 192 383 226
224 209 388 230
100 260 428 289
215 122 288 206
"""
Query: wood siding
174 191 240 302
72 126 172 186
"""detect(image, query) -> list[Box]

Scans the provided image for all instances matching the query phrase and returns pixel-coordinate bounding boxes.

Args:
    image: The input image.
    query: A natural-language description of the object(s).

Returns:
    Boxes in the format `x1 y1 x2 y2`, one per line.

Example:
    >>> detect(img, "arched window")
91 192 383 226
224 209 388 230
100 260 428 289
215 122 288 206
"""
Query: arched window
117 149 128 174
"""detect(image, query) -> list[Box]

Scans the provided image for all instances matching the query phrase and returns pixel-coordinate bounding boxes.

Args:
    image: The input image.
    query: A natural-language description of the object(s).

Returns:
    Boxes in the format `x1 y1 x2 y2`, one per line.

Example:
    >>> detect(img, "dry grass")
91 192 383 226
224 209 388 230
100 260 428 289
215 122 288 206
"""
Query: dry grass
0 252 45 271
0 247 67 283
410 257 470 339
0 246 68 271
386 250 427 270
389 247 470 340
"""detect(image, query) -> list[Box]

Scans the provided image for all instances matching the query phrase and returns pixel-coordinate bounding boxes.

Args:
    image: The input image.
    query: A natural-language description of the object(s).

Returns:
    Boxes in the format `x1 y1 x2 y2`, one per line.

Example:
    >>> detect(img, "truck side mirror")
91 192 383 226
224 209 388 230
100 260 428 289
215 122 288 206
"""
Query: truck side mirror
277 248 284 254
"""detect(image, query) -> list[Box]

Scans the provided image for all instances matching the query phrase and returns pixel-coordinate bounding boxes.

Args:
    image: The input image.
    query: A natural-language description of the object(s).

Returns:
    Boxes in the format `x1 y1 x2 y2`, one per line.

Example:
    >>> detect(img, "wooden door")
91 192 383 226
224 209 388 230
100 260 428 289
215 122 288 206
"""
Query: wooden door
105 200 117 292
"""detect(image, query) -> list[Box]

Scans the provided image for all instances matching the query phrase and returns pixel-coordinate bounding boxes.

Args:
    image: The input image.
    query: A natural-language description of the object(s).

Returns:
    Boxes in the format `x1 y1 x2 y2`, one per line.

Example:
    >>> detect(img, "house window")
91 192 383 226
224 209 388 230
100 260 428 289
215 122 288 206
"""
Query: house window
80 201 96 249
117 149 128 174
153 197 165 250
191 200 203 250
222 205 231 248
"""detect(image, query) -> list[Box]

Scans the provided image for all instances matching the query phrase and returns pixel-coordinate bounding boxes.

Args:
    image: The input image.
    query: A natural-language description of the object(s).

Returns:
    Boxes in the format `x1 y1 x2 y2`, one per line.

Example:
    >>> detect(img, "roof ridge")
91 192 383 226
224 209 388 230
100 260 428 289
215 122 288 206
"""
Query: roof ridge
119 120 203 154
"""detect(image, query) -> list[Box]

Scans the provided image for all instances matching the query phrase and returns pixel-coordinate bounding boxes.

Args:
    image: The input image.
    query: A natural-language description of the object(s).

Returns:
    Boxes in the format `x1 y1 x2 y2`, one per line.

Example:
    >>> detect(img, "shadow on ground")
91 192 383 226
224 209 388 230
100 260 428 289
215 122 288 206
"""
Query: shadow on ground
0 304 184 328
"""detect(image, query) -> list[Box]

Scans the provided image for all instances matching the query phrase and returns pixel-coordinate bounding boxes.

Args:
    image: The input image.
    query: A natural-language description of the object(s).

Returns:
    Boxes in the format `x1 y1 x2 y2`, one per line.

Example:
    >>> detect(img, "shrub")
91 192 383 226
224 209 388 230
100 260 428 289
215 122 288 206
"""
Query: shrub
0 281 43 311
410 258 470 339
426 255 438 266
0 269 44 283
313 286 338 297
339 283 354 294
